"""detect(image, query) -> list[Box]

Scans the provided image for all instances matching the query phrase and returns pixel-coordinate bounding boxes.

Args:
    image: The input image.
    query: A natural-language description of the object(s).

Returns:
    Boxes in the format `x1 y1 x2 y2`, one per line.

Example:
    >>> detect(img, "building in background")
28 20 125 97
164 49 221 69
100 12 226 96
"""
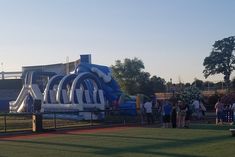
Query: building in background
21 59 80 78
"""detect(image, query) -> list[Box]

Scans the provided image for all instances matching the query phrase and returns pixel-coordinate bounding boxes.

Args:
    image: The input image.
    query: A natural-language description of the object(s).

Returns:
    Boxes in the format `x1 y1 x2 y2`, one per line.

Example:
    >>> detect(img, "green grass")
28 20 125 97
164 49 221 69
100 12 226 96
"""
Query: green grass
0 124 235 157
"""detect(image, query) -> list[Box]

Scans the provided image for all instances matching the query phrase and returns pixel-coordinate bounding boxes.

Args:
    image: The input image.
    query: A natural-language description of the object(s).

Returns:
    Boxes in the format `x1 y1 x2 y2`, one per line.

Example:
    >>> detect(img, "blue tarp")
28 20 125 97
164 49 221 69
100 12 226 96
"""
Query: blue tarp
0 100 10 112
119 101 137 116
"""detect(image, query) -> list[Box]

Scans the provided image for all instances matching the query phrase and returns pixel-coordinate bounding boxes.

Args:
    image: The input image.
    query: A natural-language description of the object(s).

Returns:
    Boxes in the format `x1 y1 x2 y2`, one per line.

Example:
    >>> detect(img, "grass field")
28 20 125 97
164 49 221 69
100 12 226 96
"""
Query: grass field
0 124 234 157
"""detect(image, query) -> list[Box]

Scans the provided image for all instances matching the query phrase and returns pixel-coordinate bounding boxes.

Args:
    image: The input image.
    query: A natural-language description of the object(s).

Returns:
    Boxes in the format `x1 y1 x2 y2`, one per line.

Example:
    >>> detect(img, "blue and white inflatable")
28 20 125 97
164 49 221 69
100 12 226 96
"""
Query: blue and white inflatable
9 55 124 120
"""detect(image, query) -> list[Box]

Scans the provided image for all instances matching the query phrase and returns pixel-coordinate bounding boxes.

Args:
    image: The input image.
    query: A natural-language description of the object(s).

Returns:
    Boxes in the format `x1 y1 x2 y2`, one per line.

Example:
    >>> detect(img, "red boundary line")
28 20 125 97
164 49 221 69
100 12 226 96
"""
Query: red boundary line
0 125 138 140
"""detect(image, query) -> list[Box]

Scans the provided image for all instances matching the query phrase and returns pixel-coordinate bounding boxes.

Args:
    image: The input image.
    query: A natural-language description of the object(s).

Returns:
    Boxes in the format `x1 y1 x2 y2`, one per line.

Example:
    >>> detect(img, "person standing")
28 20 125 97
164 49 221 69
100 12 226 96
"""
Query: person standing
199 100 207 120
185 104 191 128
192 99 201 120
215 99 224 125
163 100 172 128
231 103 235 125
177 101 187 128
171 102 178 128
156 100 163 126
143 98 154 124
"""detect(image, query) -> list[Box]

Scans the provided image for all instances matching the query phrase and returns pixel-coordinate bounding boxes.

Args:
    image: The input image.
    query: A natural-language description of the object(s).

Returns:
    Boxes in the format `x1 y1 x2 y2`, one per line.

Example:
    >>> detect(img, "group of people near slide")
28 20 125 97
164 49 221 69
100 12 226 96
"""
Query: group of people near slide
142 97 207 128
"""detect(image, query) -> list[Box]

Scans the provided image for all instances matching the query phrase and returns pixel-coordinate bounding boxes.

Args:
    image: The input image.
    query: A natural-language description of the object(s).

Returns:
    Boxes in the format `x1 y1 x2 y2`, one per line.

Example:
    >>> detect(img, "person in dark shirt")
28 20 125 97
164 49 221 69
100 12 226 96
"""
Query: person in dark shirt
163 100 172 128
185 104 191 128
171 102 178 128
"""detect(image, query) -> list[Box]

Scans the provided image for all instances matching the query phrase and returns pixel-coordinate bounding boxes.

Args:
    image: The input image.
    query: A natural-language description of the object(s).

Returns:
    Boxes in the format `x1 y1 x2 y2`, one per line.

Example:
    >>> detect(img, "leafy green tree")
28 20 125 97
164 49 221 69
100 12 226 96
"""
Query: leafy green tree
149 76 166 93
111 58 166 95
203 36 235 88
178 86 201 105
203 81 215 91
137 72 152 95
184 83 191 88
214 81 225 90
192 78 204 90
111 58 145 95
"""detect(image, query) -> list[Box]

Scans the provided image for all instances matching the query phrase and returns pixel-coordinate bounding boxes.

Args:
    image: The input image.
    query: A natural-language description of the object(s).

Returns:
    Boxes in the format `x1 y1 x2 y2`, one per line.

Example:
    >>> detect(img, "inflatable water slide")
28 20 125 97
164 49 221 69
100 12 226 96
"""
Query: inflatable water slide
9 55 123 119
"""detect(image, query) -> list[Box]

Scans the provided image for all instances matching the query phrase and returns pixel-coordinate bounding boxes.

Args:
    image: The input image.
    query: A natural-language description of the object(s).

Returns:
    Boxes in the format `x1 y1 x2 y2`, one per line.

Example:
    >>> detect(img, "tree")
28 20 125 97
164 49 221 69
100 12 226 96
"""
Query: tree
184 83 191 88
178 86 201 105
214 81 225 90
149 76 166 93
137 72 152 95
203 36 235 88
111 58 145 95
192 78 204 90
111 58 166 95
203 81 215 91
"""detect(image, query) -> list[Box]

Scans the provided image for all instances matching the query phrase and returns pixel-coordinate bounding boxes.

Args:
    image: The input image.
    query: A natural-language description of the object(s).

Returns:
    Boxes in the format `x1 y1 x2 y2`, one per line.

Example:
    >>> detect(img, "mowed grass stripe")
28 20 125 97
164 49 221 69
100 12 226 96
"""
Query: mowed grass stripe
0 124 234 157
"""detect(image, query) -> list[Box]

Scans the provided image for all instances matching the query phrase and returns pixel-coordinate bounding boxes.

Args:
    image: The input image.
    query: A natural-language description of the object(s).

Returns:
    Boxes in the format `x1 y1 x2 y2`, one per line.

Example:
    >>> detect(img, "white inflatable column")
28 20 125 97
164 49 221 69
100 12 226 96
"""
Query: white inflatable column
93 90 98 104
49 90 57 103
84 90 91 104
62 89 69 104
98 90 105 104
76 89 84 105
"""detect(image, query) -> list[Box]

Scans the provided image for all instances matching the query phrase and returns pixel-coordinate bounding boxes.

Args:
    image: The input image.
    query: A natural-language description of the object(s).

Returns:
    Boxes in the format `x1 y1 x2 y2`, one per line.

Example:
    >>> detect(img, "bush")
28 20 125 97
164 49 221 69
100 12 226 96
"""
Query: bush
177 86 201 105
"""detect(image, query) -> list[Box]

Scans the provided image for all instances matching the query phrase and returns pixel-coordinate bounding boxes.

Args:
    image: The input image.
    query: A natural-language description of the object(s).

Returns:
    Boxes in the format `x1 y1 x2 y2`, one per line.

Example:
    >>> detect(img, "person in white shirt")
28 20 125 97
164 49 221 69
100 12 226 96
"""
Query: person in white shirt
192 99 201 119
215 99 224 125
143 99 154 124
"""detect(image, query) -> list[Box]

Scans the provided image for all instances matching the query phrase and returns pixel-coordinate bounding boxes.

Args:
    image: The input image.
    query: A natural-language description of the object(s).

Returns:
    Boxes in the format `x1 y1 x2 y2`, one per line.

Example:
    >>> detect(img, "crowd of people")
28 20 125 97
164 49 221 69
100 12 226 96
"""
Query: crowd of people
142 96 235 127
215 99 235 125
142 98 207 128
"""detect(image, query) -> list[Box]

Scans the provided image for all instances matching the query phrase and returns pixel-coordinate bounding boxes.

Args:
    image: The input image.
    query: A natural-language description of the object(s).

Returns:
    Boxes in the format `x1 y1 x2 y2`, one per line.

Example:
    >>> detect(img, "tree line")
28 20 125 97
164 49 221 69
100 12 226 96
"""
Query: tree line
110 57 235 96
111 36 235 96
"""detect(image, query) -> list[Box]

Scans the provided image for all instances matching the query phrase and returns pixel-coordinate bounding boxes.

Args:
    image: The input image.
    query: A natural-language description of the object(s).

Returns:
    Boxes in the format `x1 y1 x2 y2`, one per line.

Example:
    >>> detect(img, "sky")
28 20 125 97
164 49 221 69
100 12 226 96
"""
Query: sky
0 0 235 83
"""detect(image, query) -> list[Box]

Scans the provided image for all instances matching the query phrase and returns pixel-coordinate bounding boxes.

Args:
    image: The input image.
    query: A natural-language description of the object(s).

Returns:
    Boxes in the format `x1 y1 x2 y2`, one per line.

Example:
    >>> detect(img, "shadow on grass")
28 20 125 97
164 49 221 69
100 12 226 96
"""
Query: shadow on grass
76 133 231 156
54 131 186 142
2 132 231 157
190 124 234 131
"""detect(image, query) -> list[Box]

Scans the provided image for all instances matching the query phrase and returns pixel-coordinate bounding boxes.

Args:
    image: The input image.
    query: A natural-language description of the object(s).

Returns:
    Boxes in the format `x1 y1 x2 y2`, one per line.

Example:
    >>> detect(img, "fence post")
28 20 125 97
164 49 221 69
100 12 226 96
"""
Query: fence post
54 113 57 129
139 110 144 125
32 113 43 132
123 109 126 125
123 117 126 125
4 115 7 133
90 111 93 126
